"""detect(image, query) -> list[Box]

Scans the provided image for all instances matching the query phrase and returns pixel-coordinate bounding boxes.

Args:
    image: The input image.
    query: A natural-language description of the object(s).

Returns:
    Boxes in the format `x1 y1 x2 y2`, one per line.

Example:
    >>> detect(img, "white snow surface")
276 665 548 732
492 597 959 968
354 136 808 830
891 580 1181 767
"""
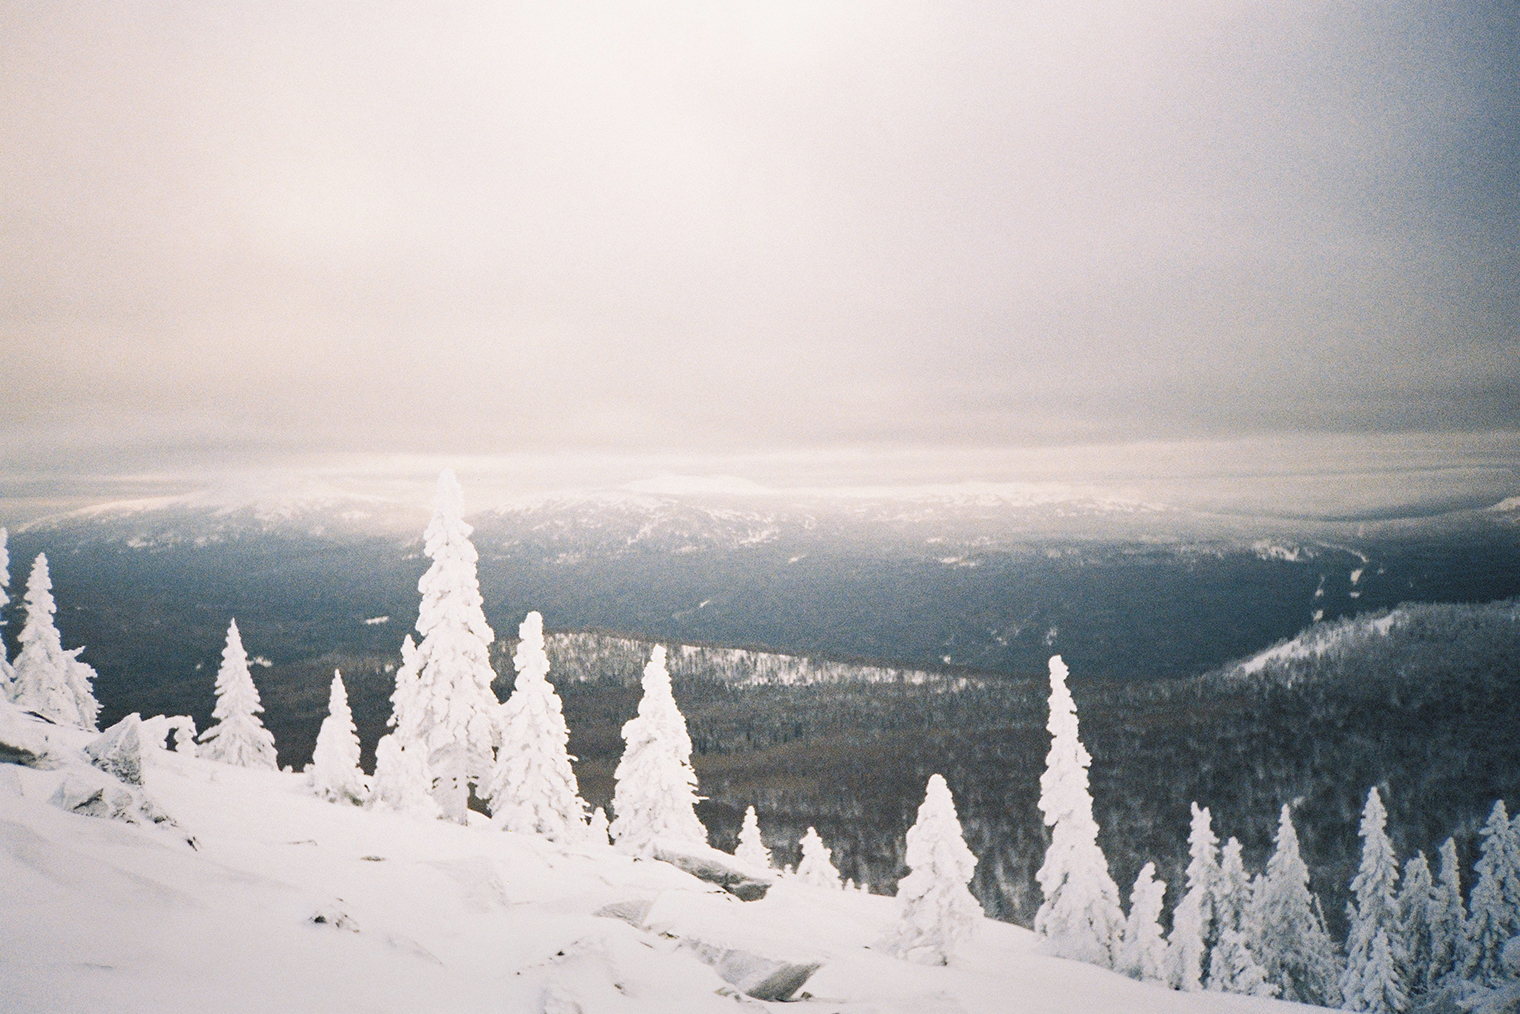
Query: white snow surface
0 716 1316 1014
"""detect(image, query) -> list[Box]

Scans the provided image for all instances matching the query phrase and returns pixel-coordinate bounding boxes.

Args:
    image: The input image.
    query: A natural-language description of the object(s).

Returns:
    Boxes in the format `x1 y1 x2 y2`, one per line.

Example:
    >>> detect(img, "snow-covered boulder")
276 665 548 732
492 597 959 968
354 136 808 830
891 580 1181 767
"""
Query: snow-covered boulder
642 890 824 1001
0 695 58 767
652 840 775 901
678 940 821 1001
49 770 138 820
84 713 145 785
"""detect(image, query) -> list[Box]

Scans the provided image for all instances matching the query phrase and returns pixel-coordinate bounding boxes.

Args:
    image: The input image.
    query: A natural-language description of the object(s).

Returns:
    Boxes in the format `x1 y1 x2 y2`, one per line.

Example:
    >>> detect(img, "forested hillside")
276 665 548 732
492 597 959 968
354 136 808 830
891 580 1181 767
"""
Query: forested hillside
544 602 1520 937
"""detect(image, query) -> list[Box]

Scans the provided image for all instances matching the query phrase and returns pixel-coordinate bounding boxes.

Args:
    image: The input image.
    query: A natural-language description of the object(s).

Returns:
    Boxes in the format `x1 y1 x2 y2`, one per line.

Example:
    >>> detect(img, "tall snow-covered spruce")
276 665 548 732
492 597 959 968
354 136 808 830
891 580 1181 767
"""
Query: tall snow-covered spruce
1034 654 1123 968
197 619 278 769
370 634 438 817
307 669 366 804
1167 802 1221 991
1342 787 1406 1013
1426 837 1467 989
410 469 501 823
9 553 100 729
484 611 588 840
1464 800 1520 986
1121 863 1169 983
1252 803 1342 1006
609 644 706 855
1207 836 1273 996
888 773 983 966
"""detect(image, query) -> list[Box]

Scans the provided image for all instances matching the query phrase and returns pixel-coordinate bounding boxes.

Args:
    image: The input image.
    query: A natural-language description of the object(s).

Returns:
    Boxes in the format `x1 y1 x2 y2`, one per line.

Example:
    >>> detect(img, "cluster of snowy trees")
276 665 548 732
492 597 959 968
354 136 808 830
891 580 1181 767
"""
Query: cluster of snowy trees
0 531 102 731
1035 652 1520 1012
22 479 1516 994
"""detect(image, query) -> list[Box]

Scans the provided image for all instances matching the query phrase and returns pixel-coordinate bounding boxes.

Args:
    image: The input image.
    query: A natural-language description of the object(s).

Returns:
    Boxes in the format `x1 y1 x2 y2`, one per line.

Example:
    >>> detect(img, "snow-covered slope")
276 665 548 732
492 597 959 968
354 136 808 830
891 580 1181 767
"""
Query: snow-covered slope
0 710 1307 1014
1235 610 1408 676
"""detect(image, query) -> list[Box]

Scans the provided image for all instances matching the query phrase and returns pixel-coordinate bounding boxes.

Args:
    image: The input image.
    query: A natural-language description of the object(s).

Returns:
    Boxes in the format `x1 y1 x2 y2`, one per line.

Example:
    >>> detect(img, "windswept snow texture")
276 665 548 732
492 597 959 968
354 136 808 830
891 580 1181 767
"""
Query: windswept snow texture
1 710 1303 1014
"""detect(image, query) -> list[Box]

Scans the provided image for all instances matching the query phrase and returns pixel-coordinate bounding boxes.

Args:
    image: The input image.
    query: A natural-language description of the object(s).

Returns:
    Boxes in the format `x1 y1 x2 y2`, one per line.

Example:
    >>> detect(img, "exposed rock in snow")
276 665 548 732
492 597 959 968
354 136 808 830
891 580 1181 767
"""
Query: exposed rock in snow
84 713 145 785
49 770 138 820
678 939 821 1001
0 696 58 767
653 840 775 901
309 900 360 932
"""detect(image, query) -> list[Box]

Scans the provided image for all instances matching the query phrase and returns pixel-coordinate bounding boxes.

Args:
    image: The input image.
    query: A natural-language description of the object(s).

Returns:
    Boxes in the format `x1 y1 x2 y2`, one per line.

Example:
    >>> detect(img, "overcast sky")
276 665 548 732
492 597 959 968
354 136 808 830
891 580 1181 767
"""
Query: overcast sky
2 2 1516 483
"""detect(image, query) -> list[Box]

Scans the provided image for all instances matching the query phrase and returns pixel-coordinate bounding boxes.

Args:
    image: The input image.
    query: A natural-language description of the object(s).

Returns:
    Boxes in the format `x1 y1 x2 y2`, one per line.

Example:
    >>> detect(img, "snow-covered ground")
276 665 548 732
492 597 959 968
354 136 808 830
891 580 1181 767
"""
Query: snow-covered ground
0 718 1316 1014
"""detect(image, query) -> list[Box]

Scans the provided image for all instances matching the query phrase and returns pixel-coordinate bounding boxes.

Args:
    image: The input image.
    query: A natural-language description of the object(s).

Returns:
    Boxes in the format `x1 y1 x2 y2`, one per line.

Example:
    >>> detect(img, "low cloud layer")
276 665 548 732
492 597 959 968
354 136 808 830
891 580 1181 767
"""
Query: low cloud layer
2 2 1516 469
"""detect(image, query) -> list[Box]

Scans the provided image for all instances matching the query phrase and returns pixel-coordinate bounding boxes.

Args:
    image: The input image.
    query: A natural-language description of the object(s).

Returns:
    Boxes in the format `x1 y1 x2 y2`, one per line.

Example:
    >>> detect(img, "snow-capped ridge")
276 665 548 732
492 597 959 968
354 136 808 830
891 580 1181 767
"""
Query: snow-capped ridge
1235 610 1407 677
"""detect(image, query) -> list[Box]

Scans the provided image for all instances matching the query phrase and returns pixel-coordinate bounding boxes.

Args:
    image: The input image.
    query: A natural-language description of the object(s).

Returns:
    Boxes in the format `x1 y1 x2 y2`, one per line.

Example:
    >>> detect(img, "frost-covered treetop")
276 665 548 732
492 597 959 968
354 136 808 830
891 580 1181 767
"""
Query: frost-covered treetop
484 609 587 840
10 553 100 730
308 669 366 804
736 805 772 870
212 620 263 722
513 610 550 687
905 775 978 885
417 468 492 649
410 468 500 822
609 643 706 853
1039 654 1093 826
198 618 278 769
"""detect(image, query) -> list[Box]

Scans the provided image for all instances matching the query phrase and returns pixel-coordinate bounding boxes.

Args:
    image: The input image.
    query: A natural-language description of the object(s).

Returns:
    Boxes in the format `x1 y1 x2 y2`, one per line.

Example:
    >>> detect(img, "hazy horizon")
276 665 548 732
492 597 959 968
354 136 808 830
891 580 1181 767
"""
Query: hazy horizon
3 2 1516 477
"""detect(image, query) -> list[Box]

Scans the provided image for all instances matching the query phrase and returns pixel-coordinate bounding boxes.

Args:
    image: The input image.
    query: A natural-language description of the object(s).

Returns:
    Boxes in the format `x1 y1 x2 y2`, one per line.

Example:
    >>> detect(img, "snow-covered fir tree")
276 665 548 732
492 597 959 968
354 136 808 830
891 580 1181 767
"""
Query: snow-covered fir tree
609 644 707 855
307 669 366 804
1464 800 1520 986
1208 836 1273 996
1252 804 1342 1006
484 611 587 840
1120 862 1169 982
887 774 983 966
409 469 501 823
197 619 278 769
1210 928 1279 998
388 634 421 738
735 805 772 869
1342 787 1406 1012
1429 837 1468 990
1034 654 1124 968
1167 802 1221 991
1397 852 1438 998
1214 837 1255 946
796 826 842 889
9 553 100 729
369 734 440 818
0 527 12 694
1348 930 1408 1014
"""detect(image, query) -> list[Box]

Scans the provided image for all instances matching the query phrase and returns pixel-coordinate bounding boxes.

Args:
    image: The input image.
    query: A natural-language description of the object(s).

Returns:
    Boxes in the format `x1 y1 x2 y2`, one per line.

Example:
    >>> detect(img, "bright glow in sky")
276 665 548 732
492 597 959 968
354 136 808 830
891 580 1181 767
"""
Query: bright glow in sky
1 2 1516 487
